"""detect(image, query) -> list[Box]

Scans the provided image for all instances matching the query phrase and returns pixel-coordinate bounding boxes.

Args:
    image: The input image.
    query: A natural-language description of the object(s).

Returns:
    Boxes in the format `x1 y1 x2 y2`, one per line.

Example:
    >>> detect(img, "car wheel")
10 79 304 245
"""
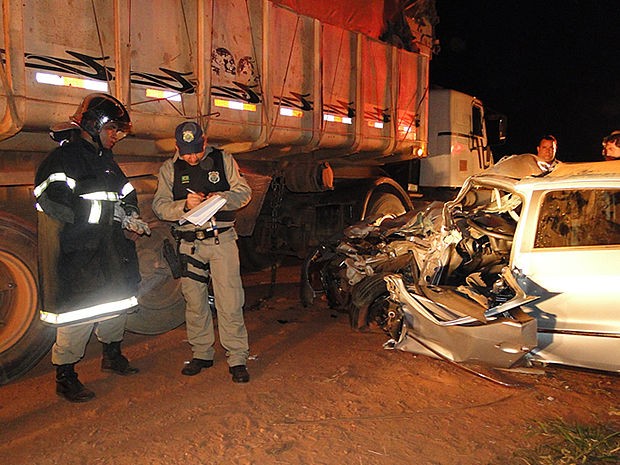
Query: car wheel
350 273 391 329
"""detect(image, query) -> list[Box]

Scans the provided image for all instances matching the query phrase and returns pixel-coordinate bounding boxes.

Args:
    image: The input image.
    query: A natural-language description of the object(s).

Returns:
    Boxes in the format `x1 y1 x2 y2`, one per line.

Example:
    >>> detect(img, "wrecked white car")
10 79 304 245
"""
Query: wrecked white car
303 156 620 373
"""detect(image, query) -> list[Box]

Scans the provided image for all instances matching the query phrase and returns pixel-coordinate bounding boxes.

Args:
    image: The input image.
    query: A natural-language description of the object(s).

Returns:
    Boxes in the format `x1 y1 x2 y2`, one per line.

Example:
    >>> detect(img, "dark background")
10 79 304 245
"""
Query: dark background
430 0 620 162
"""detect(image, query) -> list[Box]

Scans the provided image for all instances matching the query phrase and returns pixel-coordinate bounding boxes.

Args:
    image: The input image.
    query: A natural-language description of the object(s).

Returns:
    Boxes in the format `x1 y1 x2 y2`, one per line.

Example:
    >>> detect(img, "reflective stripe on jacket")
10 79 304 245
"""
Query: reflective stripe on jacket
34 136 140 325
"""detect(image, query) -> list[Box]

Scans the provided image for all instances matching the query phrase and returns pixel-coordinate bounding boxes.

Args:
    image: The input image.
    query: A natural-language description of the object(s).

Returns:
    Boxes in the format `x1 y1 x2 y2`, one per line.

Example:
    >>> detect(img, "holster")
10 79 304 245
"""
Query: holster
163 237 211 284
163 238 183 279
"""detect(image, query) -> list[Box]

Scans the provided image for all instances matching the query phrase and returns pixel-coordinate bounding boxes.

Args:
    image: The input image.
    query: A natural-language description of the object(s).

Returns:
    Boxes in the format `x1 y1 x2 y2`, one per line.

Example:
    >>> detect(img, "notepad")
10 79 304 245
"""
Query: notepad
179 194 227 226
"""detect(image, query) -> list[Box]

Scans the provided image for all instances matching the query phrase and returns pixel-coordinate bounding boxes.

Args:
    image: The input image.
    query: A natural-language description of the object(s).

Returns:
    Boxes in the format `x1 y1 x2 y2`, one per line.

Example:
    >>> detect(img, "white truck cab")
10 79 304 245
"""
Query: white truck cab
420 89 504 189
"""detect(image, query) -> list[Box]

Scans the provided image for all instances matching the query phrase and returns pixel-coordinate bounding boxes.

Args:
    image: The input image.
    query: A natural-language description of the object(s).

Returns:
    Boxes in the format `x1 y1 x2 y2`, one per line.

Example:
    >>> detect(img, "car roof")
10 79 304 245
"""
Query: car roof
546 160 620 178
472 157 620 192
518 160 620 190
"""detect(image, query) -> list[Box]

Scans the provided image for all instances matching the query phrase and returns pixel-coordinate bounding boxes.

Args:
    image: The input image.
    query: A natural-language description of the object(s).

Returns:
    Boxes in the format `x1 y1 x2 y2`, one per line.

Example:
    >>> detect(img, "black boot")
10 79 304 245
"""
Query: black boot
56 364 95 402
181 358 214 376
101 341 139 375
229 365 250 383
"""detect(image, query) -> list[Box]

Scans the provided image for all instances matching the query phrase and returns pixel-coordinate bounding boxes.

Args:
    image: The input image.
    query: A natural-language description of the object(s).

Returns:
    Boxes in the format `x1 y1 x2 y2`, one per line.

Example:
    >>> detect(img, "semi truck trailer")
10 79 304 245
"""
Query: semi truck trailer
0 0 502 383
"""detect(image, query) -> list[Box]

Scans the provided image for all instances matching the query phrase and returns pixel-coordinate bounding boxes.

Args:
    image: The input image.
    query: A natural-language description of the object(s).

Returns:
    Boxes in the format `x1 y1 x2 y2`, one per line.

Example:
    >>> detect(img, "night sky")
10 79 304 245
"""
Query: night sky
429 0 620 162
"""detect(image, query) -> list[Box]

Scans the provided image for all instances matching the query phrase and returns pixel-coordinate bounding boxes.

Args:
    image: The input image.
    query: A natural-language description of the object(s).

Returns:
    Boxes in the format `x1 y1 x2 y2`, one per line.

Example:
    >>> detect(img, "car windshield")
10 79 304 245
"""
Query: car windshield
534 189 620 248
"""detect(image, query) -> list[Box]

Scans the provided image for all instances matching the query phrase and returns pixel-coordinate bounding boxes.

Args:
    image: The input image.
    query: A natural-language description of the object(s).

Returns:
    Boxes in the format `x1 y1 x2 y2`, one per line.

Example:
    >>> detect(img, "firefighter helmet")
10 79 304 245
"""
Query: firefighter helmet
71 93 132 140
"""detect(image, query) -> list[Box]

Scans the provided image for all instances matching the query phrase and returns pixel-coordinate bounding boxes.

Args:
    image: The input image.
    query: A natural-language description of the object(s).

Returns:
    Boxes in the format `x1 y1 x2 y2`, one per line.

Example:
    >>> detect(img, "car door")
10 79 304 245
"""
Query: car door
511 185 620 372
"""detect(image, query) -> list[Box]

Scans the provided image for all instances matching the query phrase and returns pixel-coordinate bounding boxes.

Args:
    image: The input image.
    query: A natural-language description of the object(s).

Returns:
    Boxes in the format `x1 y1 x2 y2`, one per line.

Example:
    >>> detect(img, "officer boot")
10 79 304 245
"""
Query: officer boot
101 341 139 375
56 364 95 403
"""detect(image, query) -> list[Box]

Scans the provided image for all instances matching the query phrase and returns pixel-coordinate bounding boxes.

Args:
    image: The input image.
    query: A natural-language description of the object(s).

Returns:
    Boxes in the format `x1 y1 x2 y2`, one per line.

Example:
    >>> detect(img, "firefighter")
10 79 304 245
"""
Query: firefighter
34 93 150 402
152 121 252 383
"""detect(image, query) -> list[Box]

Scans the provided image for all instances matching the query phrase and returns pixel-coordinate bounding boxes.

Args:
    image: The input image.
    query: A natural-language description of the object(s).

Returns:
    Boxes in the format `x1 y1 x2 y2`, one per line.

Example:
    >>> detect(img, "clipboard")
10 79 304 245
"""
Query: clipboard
179 194 227 226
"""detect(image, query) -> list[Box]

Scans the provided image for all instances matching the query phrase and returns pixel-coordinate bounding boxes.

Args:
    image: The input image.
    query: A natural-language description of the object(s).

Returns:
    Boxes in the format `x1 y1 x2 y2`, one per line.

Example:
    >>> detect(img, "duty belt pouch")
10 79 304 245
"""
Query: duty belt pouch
163 238 183 279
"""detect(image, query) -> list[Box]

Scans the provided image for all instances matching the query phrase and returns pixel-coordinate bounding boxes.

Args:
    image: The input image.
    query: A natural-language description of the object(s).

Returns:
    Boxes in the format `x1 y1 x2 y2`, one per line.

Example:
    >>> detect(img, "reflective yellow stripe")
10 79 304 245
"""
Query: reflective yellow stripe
120 182 135 198
80 191 120 201
34 172 77 198
87 200 102 224
80 192 120 223
39 296 138 326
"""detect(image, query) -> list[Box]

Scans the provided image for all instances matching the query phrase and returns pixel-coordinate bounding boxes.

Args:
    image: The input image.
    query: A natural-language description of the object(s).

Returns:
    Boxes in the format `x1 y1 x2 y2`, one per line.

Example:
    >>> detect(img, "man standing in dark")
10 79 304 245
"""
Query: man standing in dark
534 134 559 171
602 131 620 160
34 93 150 402
152 121 252 383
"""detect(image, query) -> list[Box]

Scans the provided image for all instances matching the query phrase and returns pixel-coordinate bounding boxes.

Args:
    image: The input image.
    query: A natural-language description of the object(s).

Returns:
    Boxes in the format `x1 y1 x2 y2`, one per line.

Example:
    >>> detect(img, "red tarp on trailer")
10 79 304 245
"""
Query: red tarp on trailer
272 0 388 39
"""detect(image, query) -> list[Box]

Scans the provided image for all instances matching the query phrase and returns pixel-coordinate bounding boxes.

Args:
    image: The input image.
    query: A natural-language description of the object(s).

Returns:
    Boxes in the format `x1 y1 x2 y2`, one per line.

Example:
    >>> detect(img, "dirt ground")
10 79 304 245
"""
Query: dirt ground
1 262 618 465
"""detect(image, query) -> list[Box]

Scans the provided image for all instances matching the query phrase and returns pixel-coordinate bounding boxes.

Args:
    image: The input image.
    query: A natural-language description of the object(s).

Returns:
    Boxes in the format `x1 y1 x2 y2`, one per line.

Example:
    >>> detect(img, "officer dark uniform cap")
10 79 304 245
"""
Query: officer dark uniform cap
175 122 205 155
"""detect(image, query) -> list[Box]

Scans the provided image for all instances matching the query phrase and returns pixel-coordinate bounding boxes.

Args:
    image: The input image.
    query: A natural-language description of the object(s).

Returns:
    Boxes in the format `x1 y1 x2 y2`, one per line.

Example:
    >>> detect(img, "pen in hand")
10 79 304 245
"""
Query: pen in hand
185 188 207 211
186 188 206 197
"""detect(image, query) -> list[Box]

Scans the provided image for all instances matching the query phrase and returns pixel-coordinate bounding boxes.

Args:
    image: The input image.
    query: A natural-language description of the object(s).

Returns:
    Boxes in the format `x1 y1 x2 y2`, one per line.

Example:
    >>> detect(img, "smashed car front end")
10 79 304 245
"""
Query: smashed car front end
382 269 538 368
306 158 620 373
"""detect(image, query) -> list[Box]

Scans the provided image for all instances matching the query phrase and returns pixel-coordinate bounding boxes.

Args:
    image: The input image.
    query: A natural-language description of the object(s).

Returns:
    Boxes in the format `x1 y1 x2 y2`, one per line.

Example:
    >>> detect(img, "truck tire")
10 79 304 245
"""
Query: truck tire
238 238 276 272
238 217 277 272
0 214 55 385
364 192 408 219
126 225 186 335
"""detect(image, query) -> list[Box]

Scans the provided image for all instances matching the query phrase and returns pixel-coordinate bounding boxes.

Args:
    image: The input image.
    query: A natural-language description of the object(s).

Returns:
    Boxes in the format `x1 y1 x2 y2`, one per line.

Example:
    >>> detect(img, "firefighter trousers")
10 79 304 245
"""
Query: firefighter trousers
51 313 128 365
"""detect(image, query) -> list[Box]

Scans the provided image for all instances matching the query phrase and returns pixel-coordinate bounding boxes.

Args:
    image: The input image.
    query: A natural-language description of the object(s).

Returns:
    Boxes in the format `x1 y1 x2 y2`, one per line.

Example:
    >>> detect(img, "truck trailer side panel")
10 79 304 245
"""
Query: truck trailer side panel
0 0 444 384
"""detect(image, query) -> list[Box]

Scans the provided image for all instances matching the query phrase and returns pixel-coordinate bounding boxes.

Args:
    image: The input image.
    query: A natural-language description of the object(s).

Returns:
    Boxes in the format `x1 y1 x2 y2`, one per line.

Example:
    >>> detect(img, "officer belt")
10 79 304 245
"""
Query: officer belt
172 227 231 242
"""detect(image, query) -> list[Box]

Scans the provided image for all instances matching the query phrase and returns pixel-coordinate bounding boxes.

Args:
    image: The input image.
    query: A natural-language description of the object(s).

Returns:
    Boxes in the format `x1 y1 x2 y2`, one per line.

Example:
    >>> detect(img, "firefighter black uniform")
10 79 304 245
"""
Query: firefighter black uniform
34 93 147 402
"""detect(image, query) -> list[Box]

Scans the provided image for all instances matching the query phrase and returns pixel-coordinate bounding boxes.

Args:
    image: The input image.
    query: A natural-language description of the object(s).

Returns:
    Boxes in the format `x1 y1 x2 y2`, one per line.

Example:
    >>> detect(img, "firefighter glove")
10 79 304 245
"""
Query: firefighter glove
122 211 151 235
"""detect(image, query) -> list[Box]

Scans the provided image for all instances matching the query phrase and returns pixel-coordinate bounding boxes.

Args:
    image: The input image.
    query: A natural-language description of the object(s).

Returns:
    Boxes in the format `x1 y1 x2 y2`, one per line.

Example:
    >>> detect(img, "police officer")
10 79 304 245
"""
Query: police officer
35 93 150 402
152 122 252 383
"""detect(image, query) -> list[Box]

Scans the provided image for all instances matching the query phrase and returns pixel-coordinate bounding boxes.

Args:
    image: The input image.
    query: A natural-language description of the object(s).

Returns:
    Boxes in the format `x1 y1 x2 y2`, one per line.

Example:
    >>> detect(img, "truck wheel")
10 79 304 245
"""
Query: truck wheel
126 225 186 334
238 237 276 272
364 192 407 219
0 214 55 385
238 217 278 272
